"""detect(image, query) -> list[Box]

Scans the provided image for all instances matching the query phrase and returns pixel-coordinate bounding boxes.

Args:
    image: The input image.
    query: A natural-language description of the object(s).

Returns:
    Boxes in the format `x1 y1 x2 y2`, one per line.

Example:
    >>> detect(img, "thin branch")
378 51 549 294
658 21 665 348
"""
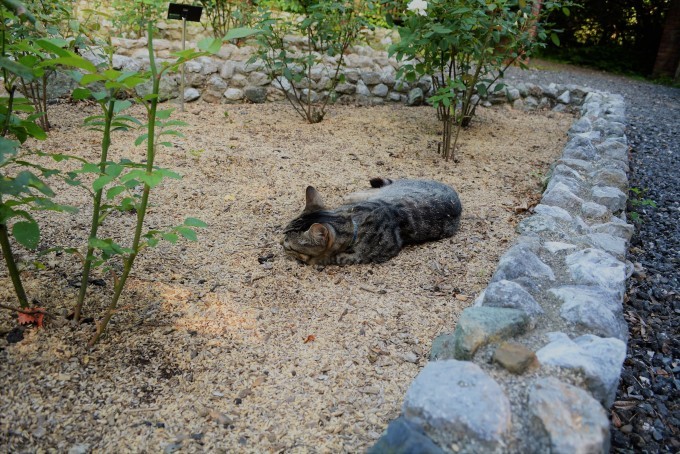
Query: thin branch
0 302 58 319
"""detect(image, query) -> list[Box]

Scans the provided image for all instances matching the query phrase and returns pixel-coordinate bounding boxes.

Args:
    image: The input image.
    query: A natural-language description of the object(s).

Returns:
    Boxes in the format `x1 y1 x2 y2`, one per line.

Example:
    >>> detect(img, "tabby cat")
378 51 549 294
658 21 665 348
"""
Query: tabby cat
282 178 462 265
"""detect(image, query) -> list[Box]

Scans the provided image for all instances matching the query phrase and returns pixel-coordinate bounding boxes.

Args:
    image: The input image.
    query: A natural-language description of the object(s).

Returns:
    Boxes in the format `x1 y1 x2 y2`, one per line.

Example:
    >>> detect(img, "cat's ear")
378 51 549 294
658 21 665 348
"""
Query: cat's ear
308 223 329 246
305 186 325 212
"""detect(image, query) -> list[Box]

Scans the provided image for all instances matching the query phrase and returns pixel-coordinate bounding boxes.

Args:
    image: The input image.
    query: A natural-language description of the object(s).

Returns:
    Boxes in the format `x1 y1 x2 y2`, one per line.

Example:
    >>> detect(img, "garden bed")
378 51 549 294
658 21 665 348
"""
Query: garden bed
0 101 572 452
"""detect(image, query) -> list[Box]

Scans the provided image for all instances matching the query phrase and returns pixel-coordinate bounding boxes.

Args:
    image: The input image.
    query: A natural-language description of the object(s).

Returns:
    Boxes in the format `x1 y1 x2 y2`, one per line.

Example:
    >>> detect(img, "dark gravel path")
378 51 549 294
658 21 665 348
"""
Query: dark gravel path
502 62 680 453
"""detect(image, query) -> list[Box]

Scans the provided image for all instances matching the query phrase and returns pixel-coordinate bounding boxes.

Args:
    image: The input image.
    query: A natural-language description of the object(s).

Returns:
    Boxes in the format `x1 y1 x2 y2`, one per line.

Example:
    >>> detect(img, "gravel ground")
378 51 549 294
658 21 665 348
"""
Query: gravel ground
503 61 680 453
0 101 571 452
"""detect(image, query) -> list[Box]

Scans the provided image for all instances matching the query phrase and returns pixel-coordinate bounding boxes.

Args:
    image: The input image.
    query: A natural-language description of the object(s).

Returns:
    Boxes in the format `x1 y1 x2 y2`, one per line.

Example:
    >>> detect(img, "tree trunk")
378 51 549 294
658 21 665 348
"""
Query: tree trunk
653 0 680 80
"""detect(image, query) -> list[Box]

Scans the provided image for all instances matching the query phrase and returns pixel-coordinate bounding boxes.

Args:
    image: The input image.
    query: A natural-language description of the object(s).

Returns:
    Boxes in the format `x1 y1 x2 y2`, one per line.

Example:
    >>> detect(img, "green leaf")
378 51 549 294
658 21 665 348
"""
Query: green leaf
22 121 47 140
79 73 106 85
155 109 174 120
156 168 182 179
162 120 188 128
36 38 72 58
198 37 222 54
88 237 133 256
93 174 115 192
106 185 127 200
0 137 20 165
105 163 125 178
184 217 208 228
0 57 35 81
79 162 101 174
13 221 40 249
72 87 92 100
223 27 261 42
159 130 184 138
134 133 149 146
161 232 178 243
550 33 560 46
175 226 197 241
113 100 132 114
45 56 97 73
432 24 453 34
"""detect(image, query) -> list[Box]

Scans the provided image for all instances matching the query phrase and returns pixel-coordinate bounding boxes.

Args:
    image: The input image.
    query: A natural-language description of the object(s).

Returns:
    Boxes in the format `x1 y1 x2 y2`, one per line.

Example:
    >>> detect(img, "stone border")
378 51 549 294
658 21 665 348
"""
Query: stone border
369 89 631 452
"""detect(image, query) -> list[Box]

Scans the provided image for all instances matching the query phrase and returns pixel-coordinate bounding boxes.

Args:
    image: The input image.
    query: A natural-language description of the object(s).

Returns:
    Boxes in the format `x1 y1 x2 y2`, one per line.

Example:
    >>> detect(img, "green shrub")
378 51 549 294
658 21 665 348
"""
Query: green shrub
250 0 374 123
389 0 569 161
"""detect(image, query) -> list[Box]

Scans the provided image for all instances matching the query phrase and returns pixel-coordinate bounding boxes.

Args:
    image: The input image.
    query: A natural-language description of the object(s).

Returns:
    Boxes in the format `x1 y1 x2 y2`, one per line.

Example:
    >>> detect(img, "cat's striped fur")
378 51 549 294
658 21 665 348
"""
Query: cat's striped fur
282 178 462 265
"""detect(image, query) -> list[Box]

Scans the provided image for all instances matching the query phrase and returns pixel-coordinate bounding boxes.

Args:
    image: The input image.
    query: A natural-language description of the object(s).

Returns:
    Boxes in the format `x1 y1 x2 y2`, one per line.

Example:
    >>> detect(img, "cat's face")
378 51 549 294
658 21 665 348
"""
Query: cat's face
281 226 329 264
282 186 330 264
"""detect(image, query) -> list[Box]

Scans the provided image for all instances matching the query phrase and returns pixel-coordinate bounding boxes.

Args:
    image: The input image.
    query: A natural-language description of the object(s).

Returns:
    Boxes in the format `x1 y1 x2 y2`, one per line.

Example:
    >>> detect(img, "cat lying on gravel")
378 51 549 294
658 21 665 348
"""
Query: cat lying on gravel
282 178 462 265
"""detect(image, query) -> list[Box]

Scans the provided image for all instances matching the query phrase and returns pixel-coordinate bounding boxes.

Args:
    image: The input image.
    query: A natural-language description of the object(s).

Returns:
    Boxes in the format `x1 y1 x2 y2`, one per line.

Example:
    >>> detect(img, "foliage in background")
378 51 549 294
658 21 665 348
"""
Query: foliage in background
389 0 567 161
251 0 374 123
0 2 77 310
6 0 93 131
107 0 165 38
540 0 670 76
196 0 257 39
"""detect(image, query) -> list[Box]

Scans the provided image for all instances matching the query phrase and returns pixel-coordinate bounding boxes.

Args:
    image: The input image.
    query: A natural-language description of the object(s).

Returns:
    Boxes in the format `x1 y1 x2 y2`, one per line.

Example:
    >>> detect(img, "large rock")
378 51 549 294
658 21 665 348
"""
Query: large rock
361 71 382 85
183 87 200 102
550 285 627 341
491 244 555 290
403 360 511 450
529 377 610 454
202 75 228 103
590 217 634 241
591 186 627 212
493 342 538 374
581 201 610 222
368 417 444 454
533 203 574 222
591 168 628 192
576 232 628 259
356 80 371 97
244 86 267 103
562 135 597 160
407 87 424 106
518 214 562 236
449 307 530 360
476 279 544 322
536 332 626 406
596 138 628 161
542 182 585 212
134 73 178 102
547 164 585 195
565 248 630 297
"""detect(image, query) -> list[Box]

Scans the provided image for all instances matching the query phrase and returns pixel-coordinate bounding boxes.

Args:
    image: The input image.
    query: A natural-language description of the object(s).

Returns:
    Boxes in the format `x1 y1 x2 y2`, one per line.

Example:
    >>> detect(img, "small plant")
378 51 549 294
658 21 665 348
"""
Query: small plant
78 24 258 345
628 187 657 223
251 0 374 123
389 0 569 161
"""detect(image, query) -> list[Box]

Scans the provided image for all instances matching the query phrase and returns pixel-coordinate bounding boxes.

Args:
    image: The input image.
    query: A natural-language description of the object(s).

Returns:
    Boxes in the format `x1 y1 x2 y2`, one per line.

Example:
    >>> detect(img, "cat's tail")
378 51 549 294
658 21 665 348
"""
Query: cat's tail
369 177 394 188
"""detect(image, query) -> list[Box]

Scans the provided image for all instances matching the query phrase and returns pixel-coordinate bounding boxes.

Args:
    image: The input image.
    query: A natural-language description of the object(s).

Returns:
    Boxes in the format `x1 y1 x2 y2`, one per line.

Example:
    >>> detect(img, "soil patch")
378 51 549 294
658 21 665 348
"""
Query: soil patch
0 101 572 452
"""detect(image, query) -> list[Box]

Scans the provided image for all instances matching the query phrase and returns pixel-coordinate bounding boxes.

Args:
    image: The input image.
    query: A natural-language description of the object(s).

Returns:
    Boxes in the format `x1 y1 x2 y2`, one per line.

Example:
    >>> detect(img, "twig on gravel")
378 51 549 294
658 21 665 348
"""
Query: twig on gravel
0 302 58 319
124 407 160 413
359 285 387 294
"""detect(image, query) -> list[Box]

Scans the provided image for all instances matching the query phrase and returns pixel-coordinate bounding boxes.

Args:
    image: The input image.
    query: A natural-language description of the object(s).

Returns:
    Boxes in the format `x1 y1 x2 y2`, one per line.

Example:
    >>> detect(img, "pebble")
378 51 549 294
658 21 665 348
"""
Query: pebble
492 342 538 374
